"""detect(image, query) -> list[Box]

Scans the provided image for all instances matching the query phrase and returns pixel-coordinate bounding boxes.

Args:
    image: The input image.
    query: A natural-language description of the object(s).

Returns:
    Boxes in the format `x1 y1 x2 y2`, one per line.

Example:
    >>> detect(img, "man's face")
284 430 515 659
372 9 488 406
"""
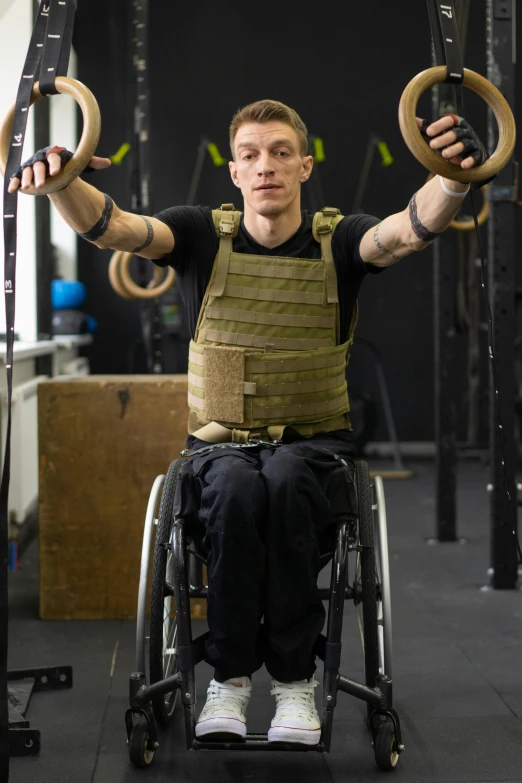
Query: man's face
229 121 313 217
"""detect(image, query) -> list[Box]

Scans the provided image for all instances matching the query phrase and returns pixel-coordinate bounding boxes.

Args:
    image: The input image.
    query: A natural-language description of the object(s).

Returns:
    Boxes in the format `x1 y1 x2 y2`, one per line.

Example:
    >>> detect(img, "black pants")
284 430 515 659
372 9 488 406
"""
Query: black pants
180 433 358 684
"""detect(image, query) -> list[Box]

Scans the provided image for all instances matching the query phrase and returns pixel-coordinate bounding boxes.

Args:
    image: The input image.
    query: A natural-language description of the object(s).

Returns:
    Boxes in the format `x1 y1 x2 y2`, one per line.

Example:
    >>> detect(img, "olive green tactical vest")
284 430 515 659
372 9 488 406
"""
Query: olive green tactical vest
187 204 358 439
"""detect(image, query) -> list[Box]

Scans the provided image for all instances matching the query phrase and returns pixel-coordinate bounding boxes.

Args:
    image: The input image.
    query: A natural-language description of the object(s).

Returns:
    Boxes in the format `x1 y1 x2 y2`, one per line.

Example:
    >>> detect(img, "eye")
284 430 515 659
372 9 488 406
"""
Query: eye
277 150 290 157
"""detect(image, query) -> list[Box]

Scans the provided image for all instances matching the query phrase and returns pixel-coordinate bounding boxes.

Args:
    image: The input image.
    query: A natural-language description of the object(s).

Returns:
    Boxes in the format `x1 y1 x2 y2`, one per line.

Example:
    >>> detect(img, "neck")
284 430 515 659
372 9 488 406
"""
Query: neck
242 199 303 249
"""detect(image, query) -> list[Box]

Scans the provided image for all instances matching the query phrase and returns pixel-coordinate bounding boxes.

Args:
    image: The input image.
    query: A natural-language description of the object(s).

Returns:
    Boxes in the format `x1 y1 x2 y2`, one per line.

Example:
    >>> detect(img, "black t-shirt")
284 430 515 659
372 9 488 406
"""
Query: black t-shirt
153 206 383 342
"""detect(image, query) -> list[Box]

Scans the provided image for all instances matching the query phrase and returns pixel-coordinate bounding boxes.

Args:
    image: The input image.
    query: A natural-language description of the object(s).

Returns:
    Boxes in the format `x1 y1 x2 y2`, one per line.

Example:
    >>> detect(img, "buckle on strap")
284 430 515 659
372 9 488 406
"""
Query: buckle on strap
316 220 333 234
316 207 341 234
219 213 236 236
219 220 235 236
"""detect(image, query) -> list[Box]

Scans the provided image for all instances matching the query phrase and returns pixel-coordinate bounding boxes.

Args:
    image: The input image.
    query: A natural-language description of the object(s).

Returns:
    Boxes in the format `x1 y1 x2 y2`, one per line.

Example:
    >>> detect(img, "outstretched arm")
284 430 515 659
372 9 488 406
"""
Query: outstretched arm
7 148 174 260
359 115 481 267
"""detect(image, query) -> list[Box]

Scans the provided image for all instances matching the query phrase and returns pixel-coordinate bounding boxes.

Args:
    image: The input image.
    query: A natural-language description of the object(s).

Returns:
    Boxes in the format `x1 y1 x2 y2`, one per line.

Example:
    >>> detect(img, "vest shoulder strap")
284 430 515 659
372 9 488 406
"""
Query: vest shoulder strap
212 204 242 239
312 206 344 242
312 207 344 306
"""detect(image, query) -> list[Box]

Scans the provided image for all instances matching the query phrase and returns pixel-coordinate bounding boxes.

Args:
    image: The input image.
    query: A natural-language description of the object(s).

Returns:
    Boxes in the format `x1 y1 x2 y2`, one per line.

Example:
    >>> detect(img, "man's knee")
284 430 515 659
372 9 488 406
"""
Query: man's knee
261 449 311 494
195 452 267 534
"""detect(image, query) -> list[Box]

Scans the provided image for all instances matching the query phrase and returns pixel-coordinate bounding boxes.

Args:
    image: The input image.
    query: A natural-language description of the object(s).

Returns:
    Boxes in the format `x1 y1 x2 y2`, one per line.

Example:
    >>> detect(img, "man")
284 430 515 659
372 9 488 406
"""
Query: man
9 99 485 745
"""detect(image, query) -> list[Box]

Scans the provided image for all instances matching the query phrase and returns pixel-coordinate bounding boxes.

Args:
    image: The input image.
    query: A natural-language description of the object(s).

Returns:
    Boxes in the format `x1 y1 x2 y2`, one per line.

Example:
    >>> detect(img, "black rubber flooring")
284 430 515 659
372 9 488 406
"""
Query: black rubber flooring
7 459 522 783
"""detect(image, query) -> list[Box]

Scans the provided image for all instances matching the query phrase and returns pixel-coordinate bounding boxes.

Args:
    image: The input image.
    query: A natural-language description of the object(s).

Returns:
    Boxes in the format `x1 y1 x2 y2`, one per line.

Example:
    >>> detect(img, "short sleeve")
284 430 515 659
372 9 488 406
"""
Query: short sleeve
153 205 216 273
332 214 385 275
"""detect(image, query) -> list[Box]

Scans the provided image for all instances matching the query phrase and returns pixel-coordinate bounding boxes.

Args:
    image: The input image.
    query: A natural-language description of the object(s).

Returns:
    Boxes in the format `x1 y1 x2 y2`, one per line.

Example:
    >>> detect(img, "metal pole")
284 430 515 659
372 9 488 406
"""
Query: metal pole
351 134 378 215
132 0 164 374
433 236 458 541
486 0 518 589
186 138 209 207
430 0 473 541
432 75 458 542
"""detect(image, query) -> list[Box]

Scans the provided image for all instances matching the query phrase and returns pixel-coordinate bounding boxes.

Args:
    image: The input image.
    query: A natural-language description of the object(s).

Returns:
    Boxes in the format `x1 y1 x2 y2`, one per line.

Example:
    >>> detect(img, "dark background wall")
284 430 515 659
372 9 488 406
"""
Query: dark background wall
73 0 521 442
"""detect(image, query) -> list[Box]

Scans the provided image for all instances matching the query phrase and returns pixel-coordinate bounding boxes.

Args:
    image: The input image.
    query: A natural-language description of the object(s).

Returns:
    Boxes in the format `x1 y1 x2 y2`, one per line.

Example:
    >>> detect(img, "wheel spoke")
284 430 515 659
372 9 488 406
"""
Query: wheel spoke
354 549 365 651
149 459 184 725
163 623 178 678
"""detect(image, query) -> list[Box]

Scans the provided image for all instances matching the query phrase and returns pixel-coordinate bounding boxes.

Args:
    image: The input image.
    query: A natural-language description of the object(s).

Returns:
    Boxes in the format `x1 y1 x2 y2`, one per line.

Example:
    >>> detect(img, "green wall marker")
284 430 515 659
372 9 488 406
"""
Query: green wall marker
110 142 131 165
313 137 325 163
207 142 227 167
377 140 394 167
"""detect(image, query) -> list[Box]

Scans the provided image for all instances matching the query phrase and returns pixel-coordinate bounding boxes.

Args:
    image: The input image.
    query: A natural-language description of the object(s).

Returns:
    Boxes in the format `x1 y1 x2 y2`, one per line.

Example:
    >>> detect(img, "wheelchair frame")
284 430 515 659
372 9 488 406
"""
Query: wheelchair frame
125 455 403 770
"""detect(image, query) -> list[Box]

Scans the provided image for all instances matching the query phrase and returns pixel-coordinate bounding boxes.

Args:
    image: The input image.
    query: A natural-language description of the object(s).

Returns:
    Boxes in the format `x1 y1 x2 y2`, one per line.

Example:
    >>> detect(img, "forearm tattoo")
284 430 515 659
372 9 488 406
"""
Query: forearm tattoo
408 191 440 243
373 223 401 261
131 216 154 253
78 193 114 242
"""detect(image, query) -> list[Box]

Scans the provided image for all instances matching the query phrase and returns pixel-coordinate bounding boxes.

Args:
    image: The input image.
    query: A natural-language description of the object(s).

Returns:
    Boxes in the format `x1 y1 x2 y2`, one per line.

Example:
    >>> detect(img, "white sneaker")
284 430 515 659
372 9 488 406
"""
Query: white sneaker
268 677 321 745
195 677 252 739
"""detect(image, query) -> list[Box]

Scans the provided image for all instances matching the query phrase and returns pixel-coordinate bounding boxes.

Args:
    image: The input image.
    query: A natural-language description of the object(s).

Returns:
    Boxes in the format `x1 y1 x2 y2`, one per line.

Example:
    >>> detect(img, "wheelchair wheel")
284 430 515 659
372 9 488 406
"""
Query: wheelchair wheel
353 461 380 720
373 475 393 679
136 474 166 677
149 459 184 726
374 718 400 770
128 715 156 768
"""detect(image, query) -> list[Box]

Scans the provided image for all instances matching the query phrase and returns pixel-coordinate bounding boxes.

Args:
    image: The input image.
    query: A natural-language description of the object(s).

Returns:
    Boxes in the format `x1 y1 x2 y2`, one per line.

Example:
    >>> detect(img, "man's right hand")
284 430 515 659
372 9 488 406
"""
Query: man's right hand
7 145 112 193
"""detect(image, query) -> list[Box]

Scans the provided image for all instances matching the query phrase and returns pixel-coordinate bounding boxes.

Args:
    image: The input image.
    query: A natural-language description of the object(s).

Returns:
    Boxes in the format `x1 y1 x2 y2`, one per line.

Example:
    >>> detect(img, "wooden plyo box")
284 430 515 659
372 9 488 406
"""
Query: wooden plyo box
38 375 206 620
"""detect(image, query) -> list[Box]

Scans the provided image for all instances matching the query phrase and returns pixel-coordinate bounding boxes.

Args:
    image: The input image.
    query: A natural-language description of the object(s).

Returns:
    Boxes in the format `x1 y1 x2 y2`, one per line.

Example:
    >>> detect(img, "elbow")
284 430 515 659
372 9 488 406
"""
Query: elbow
407 237 435 253
404 224 436 253
91 235 112 250
85 223 122 251
401 207 437 253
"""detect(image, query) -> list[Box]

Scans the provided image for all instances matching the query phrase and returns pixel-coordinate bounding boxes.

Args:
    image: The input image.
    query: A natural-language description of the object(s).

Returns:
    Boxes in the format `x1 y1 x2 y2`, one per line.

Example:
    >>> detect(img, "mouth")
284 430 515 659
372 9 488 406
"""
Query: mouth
255 184 281 192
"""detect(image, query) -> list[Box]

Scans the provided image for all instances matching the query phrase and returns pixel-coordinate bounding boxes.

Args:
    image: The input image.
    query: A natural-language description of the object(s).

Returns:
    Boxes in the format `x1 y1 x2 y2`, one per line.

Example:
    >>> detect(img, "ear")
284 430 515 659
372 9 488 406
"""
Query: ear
299 154 314 183
229 159 241 188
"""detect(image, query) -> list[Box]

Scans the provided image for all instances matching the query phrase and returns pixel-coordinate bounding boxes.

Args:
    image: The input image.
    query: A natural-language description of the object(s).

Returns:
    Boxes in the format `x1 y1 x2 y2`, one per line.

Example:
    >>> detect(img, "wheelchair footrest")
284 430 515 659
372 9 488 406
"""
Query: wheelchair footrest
193 735 326 752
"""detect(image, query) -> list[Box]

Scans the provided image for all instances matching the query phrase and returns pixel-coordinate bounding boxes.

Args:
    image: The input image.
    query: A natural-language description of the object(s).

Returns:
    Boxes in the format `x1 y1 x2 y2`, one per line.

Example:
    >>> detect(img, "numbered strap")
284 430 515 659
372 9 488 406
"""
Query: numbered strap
1 2 77 775
426 0 464 84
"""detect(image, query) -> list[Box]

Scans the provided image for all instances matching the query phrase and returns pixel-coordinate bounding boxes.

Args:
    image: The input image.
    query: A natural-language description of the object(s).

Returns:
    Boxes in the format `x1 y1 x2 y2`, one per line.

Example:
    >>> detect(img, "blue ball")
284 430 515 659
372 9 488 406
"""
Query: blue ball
52 280 87 310
85 315 98 334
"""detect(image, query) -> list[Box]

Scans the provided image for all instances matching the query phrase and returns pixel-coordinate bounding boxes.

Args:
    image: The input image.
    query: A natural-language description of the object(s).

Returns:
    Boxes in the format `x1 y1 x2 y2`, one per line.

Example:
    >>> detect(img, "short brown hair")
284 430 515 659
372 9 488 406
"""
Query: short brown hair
229 99 308 157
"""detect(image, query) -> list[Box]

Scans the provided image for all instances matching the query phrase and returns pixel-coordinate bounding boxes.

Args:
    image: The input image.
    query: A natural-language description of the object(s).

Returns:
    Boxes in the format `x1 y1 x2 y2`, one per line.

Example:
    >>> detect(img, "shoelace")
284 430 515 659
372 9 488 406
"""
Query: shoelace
202 680 250 716
270 680 318 720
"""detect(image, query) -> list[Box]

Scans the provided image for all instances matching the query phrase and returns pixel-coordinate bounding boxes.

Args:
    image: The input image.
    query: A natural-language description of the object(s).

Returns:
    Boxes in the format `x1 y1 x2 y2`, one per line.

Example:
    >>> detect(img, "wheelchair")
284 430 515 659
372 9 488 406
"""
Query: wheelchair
125 446 403 771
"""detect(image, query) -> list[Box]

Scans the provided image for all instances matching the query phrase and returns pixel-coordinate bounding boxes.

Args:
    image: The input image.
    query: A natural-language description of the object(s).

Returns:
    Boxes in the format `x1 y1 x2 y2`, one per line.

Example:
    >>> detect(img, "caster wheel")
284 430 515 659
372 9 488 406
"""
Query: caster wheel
129 716 156 768
374 720 400 771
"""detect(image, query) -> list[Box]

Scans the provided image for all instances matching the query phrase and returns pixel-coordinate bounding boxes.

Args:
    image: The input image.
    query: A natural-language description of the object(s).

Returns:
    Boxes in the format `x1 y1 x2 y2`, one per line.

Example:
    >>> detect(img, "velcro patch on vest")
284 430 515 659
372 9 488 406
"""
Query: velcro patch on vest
204 345 245 424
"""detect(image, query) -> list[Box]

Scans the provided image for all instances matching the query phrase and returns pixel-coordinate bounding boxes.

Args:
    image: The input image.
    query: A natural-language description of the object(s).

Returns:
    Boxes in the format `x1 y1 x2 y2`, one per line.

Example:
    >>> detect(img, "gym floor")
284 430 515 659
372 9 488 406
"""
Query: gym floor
7 459 522 783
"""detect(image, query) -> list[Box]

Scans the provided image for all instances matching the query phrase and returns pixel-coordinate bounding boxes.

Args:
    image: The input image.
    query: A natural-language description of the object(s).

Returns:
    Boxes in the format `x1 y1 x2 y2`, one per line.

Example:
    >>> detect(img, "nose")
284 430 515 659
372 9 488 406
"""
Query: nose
256 151 275 177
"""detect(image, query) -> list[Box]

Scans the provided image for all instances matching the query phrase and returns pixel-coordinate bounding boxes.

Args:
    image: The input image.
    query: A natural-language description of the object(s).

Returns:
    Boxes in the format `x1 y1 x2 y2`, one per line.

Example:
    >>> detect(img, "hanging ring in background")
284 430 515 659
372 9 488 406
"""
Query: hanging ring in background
398 66 516 184
0 76 101 195
109 251 137 300
427 172 491 231
109 250 175 300
450 185 489 231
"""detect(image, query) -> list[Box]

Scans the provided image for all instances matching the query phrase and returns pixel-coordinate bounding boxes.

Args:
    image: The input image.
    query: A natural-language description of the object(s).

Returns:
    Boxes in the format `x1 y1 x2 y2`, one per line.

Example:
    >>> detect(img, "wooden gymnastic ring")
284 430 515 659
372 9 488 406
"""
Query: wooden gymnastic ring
0 76 101 195
450 185 489 231
108 250 136 300
109 250 175 299
398 66 516 184
108 250 171 299
119 252 175 298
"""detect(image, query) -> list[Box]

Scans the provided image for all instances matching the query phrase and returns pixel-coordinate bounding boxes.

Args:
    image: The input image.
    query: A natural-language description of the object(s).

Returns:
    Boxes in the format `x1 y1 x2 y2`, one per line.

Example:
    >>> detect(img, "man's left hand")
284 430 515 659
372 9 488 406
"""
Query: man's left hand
416 115 487 170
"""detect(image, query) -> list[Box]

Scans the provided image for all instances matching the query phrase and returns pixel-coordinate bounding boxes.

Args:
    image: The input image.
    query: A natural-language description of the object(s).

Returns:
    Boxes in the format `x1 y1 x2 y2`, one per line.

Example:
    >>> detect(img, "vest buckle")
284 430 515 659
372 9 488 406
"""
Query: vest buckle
219 220 235 236
315 220 333 234
321 207 340 217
